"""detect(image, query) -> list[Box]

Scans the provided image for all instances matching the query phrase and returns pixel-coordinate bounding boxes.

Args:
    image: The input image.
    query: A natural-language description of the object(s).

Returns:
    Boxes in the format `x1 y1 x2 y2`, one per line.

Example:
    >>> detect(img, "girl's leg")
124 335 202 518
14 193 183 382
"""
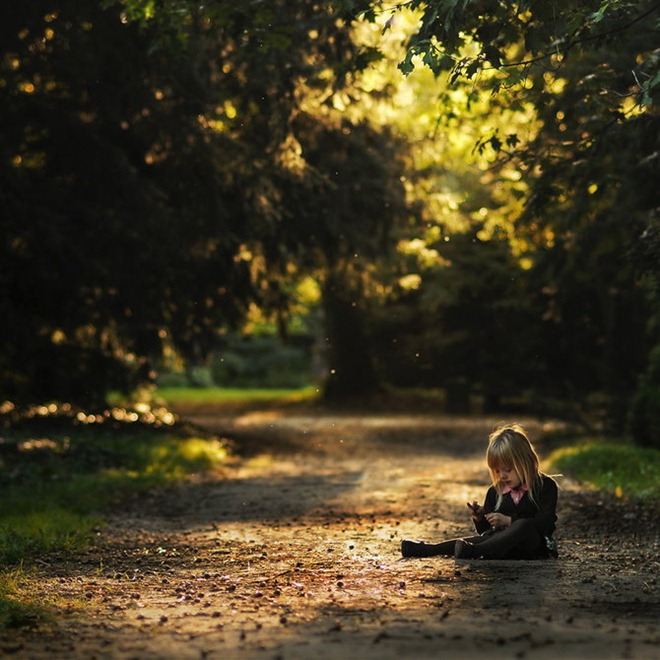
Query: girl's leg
401 535 483 558
455 519 543 559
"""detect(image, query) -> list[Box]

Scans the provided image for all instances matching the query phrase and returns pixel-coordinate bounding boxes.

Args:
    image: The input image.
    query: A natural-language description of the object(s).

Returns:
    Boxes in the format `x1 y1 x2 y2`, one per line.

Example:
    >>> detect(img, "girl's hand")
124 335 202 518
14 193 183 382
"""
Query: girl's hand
466 501 484 520
485 512 512 529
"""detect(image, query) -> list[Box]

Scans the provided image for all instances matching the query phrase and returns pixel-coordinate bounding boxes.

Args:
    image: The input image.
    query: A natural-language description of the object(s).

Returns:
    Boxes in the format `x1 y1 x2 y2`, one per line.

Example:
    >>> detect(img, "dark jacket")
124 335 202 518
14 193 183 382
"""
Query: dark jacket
474 474 558 538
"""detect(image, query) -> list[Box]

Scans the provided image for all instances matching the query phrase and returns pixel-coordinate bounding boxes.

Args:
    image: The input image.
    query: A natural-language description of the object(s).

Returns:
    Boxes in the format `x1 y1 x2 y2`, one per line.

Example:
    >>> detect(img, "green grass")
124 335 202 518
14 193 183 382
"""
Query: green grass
0 431 228 565
548 441 660 500
0 570 54 629
155 385 319 404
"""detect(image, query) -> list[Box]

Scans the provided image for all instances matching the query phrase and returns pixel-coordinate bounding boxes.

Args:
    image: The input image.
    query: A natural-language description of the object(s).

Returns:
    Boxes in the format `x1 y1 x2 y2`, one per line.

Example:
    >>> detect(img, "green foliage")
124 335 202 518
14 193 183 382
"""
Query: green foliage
518 57 658 428
378 0 660 112
1 0 242 403
627 215 660 446
2 0 659 431
209 335 315 389
628 345 660 448
0 413 228 565
549 442 660 500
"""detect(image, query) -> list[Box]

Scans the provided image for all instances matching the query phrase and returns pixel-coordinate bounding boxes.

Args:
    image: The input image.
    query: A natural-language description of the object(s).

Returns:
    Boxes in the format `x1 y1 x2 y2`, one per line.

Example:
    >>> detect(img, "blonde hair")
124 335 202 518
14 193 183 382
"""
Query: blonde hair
486 423 542 509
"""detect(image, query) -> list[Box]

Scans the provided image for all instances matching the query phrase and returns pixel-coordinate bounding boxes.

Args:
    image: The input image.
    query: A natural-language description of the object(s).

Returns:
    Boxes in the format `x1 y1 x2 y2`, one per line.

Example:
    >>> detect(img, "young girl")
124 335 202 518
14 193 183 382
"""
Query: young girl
401 424 558 560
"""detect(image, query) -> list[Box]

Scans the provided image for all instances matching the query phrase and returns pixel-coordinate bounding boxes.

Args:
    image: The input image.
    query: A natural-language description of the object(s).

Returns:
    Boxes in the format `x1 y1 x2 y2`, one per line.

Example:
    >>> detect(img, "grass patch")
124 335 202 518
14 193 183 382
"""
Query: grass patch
154 385 319 404
0 569 54 629
548 441 660 500
0 430 229 565
0 510 94 565
0 401 231 568
139 385 322 415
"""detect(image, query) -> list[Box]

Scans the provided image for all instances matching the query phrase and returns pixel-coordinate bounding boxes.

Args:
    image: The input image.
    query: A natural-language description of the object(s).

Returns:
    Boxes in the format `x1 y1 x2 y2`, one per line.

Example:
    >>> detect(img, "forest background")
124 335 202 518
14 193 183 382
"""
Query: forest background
1 0 660 446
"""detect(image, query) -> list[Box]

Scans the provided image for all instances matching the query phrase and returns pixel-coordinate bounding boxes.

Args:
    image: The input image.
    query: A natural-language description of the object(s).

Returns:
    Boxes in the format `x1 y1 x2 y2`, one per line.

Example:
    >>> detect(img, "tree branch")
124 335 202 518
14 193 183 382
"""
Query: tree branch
500 3 660 71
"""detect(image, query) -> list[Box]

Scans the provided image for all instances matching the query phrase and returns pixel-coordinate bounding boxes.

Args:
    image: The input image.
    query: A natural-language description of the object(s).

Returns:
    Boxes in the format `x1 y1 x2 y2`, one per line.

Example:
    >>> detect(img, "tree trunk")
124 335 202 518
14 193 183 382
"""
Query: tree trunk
321 273 381 401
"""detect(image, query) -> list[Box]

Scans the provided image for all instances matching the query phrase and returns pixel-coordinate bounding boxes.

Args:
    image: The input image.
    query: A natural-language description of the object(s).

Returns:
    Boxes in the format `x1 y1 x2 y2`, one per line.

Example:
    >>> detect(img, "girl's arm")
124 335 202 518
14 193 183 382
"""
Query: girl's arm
532 476 558 535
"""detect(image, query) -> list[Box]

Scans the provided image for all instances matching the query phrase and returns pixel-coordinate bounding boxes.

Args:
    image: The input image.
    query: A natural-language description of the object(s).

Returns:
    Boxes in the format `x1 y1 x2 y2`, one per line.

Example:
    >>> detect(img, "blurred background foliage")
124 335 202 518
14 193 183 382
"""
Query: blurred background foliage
1 0 659 445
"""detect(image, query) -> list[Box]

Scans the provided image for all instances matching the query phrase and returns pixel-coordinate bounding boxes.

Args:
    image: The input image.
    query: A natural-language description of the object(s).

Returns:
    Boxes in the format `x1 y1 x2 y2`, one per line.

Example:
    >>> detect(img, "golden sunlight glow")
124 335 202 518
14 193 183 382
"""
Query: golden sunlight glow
241 302 268 334
544 73 567 94
520 257 533 270
19 438 59 452
51 329 66 345
296 277 321 305
277 134 305 171
205 102 238 133
235 245 253 262
621 95 645 117
399 273 422 290
206 119 226 132
398 238 446 268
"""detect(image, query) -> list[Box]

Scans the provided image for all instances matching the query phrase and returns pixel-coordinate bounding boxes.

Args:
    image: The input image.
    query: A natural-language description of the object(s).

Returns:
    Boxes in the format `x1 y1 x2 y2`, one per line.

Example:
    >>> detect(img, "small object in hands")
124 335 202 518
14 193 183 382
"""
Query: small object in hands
467 501 483 518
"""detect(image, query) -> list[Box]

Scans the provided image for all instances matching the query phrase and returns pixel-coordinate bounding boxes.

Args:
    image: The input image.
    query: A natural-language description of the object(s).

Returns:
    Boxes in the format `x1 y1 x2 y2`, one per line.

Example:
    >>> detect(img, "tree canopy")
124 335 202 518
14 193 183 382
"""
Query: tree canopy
0 0 408 403
346 0 659 430
1 0 659 443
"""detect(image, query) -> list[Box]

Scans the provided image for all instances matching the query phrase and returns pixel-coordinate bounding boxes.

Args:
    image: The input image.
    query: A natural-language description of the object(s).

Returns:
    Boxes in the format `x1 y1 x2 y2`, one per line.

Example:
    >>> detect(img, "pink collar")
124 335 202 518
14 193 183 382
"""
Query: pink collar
502 483 528 505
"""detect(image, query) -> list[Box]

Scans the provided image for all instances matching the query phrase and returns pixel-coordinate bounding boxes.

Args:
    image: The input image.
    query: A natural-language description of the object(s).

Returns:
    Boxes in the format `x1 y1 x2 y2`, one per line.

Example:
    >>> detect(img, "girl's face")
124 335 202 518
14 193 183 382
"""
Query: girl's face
494 464 522 490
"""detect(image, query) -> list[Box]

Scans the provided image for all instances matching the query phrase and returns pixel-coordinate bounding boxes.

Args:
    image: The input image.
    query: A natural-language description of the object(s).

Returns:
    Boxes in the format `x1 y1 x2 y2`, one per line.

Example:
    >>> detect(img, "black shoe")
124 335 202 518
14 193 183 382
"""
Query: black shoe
454 539 479 559
401 540 435 558
544 535 559 559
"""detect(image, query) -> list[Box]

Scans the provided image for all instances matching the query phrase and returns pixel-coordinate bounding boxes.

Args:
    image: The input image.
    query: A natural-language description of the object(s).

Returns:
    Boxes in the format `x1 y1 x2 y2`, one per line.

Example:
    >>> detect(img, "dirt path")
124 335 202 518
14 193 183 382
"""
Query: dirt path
2 411 659 659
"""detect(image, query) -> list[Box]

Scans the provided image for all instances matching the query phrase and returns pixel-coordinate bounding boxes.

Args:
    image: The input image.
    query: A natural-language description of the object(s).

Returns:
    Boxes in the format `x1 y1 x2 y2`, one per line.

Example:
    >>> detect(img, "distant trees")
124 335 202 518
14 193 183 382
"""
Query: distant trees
344 0 660 439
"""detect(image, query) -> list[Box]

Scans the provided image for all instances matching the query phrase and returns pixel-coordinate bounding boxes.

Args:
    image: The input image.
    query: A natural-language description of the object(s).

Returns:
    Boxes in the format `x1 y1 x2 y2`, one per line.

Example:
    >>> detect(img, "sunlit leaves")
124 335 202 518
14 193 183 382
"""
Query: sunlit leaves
638 61 660 107
327 0 660 422
358 0 660 123
101 0 189 26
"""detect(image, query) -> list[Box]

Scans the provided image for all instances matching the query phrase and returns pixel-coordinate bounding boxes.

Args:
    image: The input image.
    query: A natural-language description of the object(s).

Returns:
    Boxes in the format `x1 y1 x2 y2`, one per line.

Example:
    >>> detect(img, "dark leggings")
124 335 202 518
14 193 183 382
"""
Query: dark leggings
419 519 546 559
